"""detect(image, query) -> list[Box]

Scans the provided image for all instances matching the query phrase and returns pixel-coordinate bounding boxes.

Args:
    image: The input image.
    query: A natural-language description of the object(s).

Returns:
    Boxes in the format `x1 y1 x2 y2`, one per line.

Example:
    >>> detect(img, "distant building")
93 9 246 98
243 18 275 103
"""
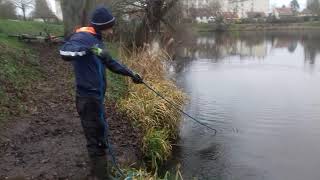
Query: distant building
300 9 313 16
221 12 239 21
183 0 270 20
227 0 270 18
183 0 218 9
273 8 294 19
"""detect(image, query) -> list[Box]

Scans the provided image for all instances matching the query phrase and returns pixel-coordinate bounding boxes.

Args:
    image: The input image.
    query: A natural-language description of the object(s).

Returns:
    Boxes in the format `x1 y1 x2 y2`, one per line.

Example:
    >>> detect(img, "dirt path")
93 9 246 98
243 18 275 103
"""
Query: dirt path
0 44 142 179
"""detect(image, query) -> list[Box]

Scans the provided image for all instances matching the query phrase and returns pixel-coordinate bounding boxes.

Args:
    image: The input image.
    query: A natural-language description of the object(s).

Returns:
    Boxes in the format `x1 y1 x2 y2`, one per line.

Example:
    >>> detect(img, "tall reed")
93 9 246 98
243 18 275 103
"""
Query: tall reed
118 46 186 169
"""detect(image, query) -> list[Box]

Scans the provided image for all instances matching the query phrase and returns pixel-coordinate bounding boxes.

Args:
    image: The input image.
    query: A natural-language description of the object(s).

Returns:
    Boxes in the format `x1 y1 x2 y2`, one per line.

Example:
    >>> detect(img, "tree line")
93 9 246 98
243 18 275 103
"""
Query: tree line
0 0 56 22
60 0 182 46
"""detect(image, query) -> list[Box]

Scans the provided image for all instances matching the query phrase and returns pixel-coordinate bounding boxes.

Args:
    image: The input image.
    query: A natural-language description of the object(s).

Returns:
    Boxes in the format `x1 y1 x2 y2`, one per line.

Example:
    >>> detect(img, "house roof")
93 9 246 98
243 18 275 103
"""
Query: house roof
274 8 294 16
301 8 312 14
221 12 239 19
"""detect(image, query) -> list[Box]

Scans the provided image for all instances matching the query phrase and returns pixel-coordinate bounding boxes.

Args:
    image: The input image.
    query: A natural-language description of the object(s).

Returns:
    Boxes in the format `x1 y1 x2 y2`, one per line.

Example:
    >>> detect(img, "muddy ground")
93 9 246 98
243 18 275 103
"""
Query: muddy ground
0 44 142 179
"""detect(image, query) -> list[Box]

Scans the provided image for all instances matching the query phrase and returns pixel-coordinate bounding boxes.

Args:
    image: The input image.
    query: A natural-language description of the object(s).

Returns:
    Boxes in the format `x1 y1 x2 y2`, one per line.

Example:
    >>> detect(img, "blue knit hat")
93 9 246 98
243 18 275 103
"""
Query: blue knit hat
91 7 115 30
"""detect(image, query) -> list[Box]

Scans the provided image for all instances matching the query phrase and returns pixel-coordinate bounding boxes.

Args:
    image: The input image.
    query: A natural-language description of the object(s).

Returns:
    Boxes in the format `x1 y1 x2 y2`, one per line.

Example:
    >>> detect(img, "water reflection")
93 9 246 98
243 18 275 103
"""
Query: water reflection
174 31 320 73
171 31 320 180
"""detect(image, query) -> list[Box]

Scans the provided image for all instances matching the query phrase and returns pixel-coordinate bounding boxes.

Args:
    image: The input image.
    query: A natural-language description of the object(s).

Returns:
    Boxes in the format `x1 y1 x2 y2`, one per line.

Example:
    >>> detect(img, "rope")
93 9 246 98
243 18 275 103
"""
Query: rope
105 122 126 178
104 80 218 179
142 81 217 135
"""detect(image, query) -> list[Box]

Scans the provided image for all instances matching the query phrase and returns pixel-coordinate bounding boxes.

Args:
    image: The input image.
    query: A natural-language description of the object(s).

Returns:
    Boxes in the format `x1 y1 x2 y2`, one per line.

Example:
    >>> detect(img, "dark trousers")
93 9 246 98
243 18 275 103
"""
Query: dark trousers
76 96 107 157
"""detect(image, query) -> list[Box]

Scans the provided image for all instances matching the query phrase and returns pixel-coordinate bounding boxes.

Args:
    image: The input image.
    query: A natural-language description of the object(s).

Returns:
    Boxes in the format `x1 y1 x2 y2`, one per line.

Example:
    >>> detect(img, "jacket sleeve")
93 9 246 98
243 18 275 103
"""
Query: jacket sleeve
59 41 90 61
104 58 135 77
100 52 134 77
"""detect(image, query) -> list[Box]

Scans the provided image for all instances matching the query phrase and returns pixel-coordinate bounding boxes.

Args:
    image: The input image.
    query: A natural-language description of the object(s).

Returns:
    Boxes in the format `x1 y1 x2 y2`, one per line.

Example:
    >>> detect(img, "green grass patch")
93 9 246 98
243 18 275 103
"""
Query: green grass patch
123 166 183 180
303 21 320 26
0 20 53 122
0 37 41 121
143 128 172 170
0 19 63 35
106 43 129 101
187 23 216 32
106 70 128 101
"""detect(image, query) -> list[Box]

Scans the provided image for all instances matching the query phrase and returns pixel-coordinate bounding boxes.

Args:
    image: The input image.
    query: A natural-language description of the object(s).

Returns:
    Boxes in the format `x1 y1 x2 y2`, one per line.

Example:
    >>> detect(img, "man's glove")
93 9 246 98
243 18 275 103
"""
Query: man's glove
91 46 112 60
132 73 143 84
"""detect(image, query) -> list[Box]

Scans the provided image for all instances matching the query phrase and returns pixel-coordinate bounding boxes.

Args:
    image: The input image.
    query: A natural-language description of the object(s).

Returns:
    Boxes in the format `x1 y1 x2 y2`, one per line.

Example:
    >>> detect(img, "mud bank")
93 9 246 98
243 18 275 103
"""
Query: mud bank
0 44 143 179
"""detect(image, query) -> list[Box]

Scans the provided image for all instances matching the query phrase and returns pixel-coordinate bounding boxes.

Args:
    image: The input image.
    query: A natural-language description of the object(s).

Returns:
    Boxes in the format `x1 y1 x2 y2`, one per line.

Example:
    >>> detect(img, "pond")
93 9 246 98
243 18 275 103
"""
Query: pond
171 30 320 180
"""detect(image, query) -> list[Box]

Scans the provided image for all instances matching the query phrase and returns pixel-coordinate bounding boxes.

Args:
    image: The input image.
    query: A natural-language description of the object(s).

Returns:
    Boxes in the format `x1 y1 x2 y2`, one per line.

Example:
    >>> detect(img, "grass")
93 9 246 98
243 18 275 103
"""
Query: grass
191 23 216 32
106 43 129 101
0 19 126 121
0 20 63 122
0 34 41 121
143 129 172 170
304 21 320 26
123 166 183 180
118 47 186 170
0 19 63 35
0 19 186 177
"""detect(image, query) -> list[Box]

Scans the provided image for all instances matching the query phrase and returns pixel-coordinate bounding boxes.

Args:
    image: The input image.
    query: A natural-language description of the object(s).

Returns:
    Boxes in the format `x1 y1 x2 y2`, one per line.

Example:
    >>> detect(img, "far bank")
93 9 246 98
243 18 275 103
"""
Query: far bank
191 21 320 32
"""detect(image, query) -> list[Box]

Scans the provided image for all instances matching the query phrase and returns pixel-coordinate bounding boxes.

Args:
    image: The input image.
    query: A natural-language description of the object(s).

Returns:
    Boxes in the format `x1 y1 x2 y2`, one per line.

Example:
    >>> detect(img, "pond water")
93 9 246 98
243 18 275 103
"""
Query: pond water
171 31 320 180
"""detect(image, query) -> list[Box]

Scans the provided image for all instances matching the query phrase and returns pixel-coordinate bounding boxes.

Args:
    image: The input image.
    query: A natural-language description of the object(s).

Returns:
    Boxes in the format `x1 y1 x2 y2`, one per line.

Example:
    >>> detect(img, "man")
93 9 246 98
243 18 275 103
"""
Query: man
59 7 143 179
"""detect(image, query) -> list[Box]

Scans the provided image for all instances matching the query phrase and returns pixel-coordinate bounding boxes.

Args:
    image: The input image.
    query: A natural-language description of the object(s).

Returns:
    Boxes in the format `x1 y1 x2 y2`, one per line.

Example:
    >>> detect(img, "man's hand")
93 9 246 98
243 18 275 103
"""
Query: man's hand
132 73 143 84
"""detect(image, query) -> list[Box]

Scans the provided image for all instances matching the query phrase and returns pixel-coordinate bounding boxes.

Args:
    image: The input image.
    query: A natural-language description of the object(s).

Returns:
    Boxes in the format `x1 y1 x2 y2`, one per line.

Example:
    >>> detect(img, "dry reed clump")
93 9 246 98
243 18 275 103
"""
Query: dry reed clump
118 47 186 137
118 79 185 138
117 46 186 167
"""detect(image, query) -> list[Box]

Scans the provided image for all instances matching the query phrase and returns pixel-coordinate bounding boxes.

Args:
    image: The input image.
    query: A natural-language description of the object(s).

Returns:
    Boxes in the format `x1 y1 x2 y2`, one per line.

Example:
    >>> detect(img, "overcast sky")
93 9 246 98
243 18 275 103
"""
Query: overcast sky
271 0 306 9
46 0 308 14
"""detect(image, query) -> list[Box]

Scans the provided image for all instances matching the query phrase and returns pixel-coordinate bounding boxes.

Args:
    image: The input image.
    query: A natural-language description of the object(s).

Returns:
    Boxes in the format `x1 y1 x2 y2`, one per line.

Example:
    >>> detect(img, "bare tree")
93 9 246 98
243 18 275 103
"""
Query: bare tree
60 0 102 37
206 0 221 17
111 0 179 46
0 0 16 19
32 0 56 22
308 0 320 16
12 0 34 21
60 0 179 45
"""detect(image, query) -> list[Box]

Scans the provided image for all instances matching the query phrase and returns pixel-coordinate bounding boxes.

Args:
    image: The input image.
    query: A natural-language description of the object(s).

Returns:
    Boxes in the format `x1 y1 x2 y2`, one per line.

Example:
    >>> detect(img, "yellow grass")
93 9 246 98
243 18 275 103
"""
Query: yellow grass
117 46 186 168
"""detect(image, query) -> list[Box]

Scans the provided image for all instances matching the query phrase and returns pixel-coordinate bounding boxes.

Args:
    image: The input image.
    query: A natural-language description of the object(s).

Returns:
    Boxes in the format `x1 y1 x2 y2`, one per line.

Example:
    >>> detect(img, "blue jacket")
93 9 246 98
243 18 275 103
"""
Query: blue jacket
59 27 134 100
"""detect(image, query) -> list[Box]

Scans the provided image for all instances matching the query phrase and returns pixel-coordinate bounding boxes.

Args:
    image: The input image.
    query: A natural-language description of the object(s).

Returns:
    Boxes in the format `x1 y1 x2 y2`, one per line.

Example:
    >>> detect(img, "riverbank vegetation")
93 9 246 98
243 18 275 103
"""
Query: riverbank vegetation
118 47 186 171
0 17 186 178
191 20 320 32
1 0 186 178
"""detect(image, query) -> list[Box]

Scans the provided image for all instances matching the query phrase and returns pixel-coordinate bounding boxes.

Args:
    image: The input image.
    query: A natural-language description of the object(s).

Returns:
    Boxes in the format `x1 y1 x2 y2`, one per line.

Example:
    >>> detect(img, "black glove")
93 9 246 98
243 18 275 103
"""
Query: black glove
131 73 143 84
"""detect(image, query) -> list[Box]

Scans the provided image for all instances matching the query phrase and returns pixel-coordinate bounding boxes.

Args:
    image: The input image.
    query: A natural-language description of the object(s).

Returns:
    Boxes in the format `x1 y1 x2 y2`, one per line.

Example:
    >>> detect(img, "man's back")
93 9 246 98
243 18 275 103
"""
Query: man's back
60 29 106 98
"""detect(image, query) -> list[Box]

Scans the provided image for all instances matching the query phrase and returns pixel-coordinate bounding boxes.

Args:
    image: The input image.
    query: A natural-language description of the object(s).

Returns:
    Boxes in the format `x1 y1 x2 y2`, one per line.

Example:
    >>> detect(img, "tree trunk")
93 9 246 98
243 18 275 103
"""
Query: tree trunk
22 9 26 21
134 0 178 47
60 0 99 37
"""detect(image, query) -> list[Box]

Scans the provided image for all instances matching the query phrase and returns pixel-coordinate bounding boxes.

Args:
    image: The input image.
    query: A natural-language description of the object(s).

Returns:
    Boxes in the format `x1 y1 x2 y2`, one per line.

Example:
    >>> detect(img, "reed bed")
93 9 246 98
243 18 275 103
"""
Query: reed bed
117 46 186 169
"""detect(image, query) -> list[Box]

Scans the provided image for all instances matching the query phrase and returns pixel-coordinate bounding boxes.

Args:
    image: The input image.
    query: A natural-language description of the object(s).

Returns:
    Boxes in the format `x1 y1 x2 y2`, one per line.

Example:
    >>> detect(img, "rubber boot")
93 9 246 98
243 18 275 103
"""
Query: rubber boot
90 156 112 180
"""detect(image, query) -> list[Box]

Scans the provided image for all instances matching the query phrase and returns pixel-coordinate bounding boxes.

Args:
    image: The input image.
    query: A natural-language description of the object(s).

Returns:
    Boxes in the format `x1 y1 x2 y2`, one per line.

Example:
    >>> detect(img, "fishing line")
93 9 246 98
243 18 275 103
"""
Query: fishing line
142 81 217 135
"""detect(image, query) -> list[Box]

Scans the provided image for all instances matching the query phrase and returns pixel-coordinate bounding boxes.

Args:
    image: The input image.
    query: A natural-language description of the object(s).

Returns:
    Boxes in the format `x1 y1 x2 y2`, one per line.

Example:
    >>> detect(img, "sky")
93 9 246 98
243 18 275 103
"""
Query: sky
270 0 307 9
45 0 309 15
48 0 56 13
